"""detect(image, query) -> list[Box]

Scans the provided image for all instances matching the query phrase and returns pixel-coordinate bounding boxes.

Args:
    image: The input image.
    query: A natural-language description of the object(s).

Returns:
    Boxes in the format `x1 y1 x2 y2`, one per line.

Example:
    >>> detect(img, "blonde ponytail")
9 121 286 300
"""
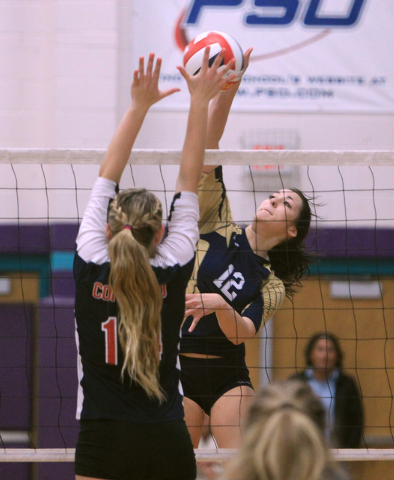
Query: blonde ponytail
107 188 165 402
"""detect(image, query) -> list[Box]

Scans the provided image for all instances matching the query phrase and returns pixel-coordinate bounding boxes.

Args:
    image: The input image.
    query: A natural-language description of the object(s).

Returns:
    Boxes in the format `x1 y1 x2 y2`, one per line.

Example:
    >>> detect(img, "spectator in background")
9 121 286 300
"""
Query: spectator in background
223 380 346 480
291 332 363 448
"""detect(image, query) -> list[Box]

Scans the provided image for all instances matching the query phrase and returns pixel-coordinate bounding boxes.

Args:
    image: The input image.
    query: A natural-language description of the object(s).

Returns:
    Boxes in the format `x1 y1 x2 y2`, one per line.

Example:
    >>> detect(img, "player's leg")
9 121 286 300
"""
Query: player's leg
209 385 255 448
183 395 206 448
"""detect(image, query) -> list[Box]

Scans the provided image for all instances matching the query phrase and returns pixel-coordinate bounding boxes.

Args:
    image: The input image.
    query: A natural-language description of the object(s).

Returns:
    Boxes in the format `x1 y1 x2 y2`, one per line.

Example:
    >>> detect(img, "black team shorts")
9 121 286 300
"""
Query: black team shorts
75 418 196 480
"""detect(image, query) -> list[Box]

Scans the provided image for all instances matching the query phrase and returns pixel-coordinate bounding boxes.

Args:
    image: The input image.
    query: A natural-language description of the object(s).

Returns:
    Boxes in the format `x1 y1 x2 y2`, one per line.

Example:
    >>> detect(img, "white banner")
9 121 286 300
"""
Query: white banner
131 0 393 113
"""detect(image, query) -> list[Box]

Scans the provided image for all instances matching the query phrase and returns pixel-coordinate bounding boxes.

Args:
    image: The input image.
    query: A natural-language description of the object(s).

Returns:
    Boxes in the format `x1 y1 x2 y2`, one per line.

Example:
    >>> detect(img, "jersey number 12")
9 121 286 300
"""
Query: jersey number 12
213 264 245 301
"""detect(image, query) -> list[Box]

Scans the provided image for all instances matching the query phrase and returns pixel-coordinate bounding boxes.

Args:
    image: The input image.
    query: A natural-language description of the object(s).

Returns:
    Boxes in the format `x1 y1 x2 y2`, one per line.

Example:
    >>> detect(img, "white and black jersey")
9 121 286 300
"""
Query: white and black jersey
74 177 199 423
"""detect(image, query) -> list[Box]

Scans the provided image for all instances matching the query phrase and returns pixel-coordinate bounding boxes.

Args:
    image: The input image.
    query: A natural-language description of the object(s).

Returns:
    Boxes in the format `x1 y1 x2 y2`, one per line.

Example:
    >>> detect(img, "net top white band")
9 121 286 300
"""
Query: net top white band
1 149 393 166
0 448 393 463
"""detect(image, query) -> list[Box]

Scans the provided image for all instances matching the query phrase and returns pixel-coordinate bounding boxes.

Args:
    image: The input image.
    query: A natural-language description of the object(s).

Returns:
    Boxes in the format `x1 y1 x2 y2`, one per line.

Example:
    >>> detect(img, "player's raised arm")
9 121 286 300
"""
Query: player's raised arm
175 47 236 194
203 47 253 174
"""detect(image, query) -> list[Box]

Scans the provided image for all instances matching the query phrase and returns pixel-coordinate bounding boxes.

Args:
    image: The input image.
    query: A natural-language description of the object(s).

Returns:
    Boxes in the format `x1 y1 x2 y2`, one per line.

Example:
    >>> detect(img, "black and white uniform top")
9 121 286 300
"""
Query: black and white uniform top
180 167 286 360
74 177 199 423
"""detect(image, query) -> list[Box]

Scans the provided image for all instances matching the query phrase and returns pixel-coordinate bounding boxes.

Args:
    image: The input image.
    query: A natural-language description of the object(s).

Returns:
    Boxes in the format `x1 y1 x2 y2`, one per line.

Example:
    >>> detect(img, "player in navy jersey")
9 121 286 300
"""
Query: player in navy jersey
73 50 236 480
179 49 314 449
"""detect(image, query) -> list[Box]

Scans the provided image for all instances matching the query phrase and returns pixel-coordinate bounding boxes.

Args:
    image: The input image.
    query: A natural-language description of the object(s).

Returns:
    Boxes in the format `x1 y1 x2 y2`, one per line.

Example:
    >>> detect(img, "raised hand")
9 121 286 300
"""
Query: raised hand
131 53 180 110
222 46 253 92
177 47 237 102
100 53 179 183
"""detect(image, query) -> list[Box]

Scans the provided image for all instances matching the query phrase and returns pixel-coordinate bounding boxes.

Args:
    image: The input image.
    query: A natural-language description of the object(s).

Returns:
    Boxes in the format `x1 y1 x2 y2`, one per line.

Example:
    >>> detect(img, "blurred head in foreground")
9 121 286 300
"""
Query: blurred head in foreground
224 380 343 480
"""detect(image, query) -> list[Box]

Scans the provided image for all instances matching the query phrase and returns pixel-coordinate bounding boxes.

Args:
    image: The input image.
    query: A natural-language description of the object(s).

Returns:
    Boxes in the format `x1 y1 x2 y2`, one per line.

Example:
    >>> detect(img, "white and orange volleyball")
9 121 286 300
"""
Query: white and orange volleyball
183 31 244 89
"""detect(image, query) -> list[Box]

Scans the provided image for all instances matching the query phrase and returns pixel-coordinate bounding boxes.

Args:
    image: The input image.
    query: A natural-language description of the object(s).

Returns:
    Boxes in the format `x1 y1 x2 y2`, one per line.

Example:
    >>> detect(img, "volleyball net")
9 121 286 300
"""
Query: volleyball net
0 149 393 478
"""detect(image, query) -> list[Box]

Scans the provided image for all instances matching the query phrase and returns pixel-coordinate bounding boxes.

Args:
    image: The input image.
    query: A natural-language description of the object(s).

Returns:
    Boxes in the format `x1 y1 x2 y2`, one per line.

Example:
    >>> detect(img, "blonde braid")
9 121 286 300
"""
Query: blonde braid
108 188 165 402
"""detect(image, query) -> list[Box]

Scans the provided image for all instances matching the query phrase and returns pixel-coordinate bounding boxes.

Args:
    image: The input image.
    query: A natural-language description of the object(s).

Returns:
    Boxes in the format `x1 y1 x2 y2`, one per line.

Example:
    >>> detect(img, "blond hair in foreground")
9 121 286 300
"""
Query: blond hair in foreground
224 380 336 480
108 188 165 402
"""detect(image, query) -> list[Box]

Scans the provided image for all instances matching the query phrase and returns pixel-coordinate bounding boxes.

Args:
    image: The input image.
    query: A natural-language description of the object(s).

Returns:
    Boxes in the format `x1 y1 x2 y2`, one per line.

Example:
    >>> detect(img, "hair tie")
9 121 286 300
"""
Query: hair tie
123 224 133 232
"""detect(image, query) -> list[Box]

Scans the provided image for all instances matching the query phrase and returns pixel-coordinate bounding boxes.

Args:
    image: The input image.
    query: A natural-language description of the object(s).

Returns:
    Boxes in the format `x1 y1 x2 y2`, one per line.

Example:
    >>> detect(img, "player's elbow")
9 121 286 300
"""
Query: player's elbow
229 321 256 345
228 333 253 345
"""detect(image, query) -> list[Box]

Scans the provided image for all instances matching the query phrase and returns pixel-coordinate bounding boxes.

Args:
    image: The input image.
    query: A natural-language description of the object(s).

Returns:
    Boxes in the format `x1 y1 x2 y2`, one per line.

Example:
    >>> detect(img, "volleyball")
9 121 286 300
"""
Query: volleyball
183 31 244 90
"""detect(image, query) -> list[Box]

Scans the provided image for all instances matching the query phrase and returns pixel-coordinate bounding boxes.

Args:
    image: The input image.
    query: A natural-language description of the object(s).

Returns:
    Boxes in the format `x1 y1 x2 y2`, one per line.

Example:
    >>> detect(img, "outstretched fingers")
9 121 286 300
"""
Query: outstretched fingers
200 45 213 73
131 53 179 108
243 47 253 71
138 56 145 80
208 49 237 87
133 68 139 86
152 55 162 82
178 47 238 100
209 48 225 71
134 53 155 86
231 47 252 85
146 52 155 79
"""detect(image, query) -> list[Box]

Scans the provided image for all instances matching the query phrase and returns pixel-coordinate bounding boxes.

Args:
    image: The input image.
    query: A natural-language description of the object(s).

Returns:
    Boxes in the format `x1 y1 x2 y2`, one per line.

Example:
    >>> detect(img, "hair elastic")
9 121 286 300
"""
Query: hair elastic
123 224 133 232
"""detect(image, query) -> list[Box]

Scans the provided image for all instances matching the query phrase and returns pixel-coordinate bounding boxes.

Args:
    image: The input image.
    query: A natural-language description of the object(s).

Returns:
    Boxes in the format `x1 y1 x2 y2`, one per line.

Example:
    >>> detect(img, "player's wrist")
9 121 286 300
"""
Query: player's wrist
189 95 210 112
126 104 150 124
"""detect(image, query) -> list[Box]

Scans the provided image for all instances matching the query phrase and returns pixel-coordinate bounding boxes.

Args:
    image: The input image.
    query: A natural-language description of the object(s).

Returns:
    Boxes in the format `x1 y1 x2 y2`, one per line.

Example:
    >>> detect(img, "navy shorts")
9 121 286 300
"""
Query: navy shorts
179 355 253 415
75 418 196 480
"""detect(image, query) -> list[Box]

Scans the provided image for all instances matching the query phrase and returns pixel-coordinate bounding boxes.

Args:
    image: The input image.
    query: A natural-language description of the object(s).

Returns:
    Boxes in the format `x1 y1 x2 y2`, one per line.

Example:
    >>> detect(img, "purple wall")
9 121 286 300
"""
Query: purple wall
307 227 394 257
0 224 393 258
0 304 33 429
0 224 78 255
0 304 34 479
0 300 78 479
37 297 78 480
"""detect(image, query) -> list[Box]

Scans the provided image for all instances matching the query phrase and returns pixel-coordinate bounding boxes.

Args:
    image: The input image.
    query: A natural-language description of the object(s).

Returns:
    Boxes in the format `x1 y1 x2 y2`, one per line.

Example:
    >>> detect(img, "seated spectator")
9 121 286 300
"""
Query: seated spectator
292 332 363 448
223 379 346 480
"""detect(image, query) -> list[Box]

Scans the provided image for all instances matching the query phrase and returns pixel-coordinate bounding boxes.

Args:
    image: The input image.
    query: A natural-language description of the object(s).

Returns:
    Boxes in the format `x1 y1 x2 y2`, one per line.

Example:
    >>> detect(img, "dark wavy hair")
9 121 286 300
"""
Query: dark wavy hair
305 332 343 369
268 188 315 296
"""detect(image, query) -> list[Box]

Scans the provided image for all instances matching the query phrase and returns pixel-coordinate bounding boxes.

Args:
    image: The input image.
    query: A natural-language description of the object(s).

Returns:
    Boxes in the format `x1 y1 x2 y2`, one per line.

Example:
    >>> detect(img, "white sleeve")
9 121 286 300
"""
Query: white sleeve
76 177 117 264
152 191 199 269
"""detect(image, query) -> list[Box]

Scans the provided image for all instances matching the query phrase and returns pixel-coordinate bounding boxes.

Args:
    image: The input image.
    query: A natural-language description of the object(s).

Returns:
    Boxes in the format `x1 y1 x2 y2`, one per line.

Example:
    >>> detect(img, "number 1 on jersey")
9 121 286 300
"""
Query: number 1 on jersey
102 317 118 365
